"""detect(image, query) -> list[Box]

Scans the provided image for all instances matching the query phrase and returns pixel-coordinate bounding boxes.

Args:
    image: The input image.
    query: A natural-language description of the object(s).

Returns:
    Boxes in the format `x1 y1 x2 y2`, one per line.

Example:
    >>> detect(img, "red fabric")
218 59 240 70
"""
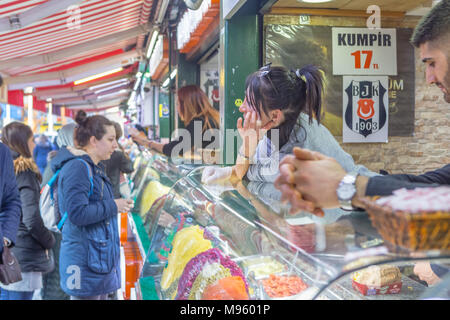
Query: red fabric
7 90 24 107
33 96 47 112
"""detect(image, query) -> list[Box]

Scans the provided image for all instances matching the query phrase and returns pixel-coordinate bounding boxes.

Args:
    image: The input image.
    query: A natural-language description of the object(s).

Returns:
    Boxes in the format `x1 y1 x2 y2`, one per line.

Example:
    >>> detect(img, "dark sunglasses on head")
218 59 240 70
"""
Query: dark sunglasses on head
258 62 278 94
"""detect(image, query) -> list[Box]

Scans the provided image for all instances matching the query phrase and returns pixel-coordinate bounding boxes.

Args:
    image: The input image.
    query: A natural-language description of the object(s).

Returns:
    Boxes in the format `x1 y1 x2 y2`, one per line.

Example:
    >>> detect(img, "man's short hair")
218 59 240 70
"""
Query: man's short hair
410 0 450 48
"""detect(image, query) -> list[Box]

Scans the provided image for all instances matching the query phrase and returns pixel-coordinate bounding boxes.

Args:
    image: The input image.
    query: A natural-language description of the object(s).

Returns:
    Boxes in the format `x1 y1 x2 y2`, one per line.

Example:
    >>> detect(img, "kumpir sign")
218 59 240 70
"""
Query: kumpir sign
343 76 389 143
332 28 397 75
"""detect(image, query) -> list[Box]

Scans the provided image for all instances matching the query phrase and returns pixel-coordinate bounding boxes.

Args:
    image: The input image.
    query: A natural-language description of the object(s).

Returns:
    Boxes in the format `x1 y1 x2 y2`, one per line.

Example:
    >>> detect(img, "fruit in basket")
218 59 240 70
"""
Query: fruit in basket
202 276 249 300
262 274 308 298
160 225 212 291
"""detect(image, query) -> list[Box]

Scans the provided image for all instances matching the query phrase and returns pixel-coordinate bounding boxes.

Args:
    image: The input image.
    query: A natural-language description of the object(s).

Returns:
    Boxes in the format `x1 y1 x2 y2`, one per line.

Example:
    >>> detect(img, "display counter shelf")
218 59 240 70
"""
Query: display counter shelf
126 159 450 300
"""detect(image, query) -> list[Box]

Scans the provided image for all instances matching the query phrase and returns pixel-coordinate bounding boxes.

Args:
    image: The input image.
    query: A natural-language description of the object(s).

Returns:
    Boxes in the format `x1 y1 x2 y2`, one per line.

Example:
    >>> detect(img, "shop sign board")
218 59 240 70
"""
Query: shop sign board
332 27 397 75
265 24 414 137
343 76 389 143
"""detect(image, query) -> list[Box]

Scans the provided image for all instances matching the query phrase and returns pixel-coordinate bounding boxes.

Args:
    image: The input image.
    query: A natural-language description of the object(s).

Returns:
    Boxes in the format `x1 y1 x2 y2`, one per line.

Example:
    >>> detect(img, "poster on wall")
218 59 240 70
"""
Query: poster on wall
200 53 220 110
159 103 169 118
332 27 397 75
343 76 389 143
265 24 414 137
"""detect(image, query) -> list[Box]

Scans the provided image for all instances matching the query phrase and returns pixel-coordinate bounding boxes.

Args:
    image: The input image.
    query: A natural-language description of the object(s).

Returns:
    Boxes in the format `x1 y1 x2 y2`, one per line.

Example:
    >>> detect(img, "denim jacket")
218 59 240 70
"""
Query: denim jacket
51 147 120 297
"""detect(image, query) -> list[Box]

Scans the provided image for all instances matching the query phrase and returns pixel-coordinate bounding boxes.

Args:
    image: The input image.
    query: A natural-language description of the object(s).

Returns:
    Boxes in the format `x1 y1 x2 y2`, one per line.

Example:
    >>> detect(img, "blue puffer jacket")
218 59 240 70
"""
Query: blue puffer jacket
51 147 120 297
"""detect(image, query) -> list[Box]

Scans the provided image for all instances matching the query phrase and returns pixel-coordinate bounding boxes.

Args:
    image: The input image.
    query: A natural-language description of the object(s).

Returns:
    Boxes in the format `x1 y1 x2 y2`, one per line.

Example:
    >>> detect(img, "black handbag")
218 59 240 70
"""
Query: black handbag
0 246 22 285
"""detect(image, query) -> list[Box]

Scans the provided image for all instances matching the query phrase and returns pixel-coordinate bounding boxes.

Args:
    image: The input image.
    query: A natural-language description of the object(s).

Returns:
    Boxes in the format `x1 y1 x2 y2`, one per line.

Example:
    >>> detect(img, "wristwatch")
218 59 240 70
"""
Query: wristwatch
336 171 359 211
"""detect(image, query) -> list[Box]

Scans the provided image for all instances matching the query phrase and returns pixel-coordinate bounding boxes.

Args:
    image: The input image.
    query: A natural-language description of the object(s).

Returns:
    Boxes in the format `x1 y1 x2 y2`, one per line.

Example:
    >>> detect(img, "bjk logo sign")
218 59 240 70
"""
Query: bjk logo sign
344 79 387 139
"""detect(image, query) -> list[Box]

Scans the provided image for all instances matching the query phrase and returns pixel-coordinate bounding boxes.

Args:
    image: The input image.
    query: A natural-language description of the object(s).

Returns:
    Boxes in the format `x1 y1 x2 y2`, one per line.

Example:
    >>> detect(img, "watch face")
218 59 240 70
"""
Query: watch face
337 183 356 201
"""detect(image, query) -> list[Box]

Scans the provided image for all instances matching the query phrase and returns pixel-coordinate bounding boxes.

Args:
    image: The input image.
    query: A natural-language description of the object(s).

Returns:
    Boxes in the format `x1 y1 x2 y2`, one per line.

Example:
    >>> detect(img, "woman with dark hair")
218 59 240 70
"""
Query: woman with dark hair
101 121 134 199
129 85 220 158
50 111 133 300
202 64 376 183
0 122 55 300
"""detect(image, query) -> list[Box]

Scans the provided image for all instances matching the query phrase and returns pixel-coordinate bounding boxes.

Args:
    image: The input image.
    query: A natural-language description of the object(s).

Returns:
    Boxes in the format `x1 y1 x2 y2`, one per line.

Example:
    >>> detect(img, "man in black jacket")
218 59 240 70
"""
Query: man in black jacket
101 122 134 199
274 0 450 215
274 0 450 286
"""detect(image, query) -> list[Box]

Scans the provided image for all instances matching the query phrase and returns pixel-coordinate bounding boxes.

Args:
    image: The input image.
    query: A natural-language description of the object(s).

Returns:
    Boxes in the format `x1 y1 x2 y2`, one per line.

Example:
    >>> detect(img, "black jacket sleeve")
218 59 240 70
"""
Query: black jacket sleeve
366 164 450 196
162 120 200 157
17 171 55 249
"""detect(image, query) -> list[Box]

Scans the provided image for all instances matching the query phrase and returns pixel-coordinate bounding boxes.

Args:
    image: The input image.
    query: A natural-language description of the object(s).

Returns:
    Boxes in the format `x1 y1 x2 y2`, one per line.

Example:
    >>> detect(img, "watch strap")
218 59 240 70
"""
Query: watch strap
338 171 358 211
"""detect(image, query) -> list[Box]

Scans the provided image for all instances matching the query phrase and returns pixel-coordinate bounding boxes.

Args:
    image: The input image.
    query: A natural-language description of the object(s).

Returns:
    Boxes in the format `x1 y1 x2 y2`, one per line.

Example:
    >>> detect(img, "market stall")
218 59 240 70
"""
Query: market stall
124 159 450 300
118 149 205 299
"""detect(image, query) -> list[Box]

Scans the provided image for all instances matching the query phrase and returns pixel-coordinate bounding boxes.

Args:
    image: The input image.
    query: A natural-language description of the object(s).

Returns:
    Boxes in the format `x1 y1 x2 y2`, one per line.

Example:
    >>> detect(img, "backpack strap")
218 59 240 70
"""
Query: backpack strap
48 169 61 202
57 158 94 231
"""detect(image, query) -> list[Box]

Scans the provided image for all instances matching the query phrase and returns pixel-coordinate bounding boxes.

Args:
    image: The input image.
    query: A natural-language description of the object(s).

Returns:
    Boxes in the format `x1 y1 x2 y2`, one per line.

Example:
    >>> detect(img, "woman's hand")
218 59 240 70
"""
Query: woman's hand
237 111 268 159
114 198 134 213
129 128 149 146
201 166 233 184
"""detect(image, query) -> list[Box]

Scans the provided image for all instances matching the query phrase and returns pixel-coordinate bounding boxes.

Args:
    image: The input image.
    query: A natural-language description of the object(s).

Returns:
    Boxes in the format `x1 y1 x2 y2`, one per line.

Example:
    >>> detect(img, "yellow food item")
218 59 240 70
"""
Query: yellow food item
140 180 170 216
161 225 212 290
247 261 285 278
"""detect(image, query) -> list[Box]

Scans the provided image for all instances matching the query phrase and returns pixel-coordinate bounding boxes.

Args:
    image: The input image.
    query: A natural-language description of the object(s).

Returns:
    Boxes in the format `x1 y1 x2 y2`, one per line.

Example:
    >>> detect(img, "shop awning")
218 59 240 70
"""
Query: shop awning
0 0 154 110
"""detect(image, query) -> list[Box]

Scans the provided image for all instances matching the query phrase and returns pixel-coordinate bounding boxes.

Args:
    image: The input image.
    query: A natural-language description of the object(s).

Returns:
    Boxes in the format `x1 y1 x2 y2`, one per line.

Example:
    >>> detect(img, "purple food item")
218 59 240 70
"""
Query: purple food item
175 248 248 300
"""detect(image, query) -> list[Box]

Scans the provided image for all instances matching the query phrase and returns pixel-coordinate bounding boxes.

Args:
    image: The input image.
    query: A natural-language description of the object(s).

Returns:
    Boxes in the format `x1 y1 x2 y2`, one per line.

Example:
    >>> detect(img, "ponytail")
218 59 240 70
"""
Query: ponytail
295 65 325 125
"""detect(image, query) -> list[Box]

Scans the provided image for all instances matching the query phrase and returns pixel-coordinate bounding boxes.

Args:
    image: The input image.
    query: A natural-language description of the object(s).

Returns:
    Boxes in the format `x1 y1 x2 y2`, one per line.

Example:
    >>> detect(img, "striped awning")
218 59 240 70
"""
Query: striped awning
0 0 154 110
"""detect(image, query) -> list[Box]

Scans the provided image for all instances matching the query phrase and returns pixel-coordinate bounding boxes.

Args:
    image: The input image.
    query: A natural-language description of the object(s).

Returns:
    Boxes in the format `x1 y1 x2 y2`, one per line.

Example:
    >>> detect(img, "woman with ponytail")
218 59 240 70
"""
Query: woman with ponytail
129 85 220 158
202 63 376 183
51 110 133 300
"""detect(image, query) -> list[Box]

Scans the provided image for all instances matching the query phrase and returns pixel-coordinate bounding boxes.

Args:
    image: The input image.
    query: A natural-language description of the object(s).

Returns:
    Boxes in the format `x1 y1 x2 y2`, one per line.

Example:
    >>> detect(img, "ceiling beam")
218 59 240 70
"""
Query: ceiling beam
0 24 149 70
64 97 125 109
269 7 405 18
35 74 131 94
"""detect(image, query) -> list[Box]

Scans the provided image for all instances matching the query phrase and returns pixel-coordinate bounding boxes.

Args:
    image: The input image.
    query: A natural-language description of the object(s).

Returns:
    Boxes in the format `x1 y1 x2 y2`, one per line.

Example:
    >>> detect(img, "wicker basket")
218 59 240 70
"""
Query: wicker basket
360 197 450 251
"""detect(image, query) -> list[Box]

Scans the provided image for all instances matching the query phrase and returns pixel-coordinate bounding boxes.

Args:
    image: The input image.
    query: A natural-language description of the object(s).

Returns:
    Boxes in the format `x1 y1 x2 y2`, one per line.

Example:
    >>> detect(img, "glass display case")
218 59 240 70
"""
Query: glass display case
126 151 205 261
127 163 450 300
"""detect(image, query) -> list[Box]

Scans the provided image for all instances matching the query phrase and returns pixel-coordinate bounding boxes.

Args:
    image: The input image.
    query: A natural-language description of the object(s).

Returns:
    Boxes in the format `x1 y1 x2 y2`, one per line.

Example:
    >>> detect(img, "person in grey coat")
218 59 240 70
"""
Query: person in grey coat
41 122 77 187
40 122 77 300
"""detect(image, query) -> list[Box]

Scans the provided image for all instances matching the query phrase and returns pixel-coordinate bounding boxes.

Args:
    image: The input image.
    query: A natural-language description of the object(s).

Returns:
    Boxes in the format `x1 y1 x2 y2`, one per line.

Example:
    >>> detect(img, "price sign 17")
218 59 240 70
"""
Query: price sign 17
350 50 379 69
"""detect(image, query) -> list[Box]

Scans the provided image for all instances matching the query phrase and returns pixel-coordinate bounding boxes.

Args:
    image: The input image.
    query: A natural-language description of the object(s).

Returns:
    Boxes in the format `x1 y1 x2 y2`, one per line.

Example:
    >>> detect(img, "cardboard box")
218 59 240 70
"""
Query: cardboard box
352 279 402 296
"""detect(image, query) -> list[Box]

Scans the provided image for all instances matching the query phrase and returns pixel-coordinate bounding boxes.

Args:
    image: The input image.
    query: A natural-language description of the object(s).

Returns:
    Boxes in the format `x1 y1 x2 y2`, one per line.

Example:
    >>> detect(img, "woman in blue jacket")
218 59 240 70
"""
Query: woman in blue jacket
51 111 134 300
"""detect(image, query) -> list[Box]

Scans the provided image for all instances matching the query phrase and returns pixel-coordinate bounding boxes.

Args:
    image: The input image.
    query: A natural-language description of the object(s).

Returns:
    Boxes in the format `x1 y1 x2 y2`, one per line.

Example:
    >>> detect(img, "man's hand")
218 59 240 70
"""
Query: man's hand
414 262 441 286
275 147 347 216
